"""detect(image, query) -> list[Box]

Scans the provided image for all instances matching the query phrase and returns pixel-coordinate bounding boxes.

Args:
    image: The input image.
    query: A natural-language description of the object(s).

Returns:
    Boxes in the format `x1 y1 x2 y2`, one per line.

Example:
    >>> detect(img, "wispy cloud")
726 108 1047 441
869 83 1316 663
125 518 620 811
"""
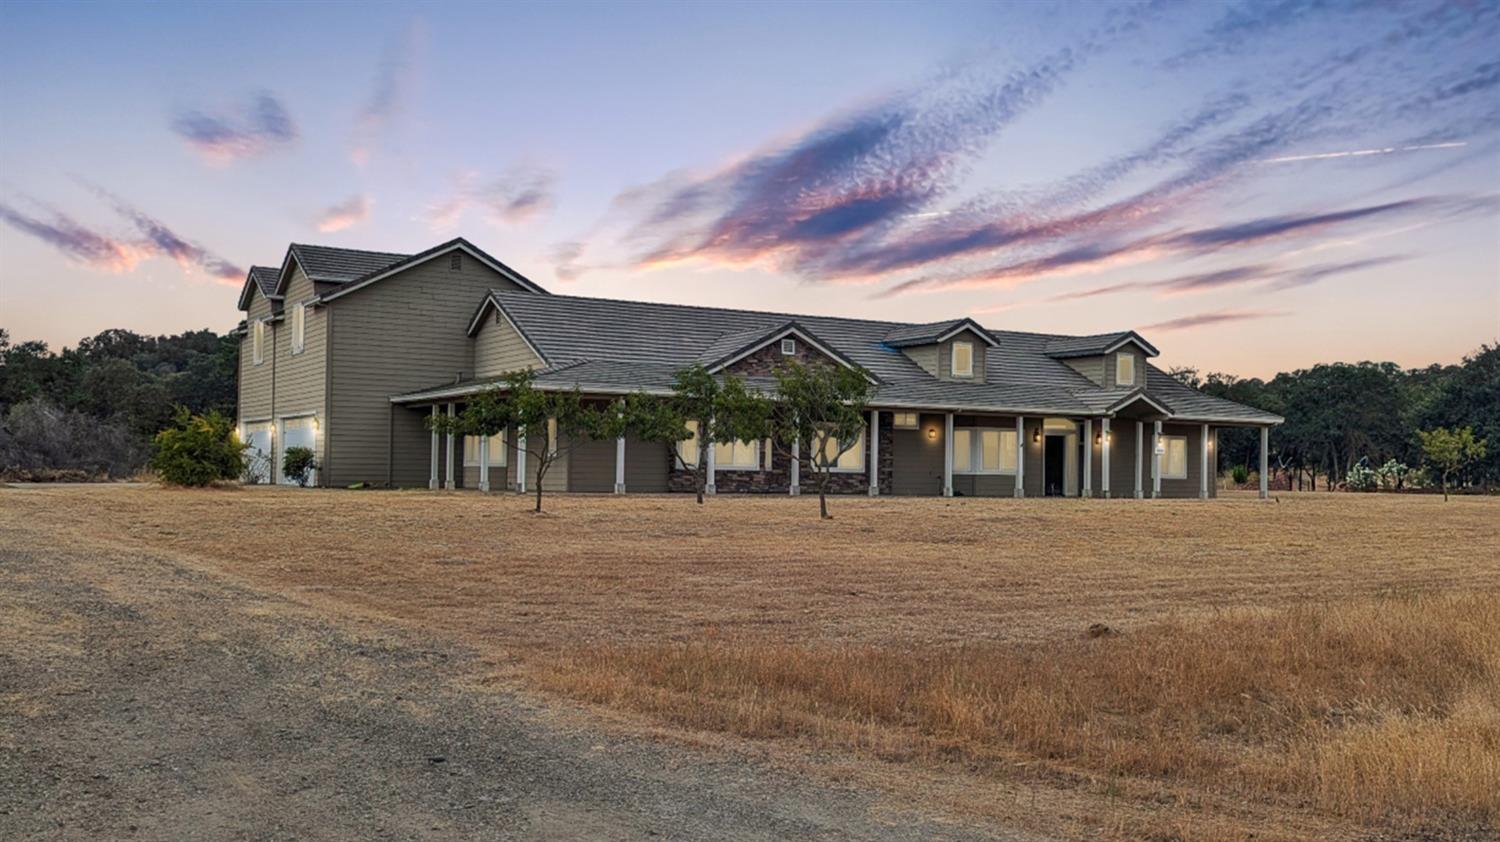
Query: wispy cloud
316 195 372 233
171 92 296 163
1 189 242 284
0 202 146 272
883 197 1450 297
351 22 422 167
427 167 556 229
1141 309 1288 332
1051 254 1410 301
1255 141 1467 165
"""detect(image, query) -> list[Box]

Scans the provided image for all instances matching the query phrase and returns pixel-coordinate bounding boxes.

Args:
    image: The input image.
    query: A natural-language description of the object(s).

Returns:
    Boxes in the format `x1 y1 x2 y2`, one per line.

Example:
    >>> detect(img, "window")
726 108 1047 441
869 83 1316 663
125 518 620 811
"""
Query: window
892 411 919 429
951 341 974 377
290 303 307 355
677 420 701 467
781 338 796 356
1115 353 1135 386
952 427 1018 474
714 438 761 469
1162 435 1188 479
812 430 864 471
464 431 508 466
449 252 462 270
252 319 265 365
547 417 558 456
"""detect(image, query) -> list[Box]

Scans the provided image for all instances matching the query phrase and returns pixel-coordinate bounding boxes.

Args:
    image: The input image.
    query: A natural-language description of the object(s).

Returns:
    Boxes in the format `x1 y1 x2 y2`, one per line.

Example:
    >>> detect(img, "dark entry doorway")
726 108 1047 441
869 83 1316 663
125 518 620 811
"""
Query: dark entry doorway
1044 435 1066 497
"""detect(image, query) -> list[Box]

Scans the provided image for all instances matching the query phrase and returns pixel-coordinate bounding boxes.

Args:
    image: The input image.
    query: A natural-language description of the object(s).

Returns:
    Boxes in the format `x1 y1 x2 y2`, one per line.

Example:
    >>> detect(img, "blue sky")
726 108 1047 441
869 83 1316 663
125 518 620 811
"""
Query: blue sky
1 0 1496 377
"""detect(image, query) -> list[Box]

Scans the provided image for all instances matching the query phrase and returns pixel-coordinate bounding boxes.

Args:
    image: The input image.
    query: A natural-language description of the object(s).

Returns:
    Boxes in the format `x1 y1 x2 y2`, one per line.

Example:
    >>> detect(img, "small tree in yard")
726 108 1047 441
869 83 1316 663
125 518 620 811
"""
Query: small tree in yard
1418 426 1488 501
152 406 247 487
769 360 875 520
623 365 769 504
429 370 614 513
282 446 317 487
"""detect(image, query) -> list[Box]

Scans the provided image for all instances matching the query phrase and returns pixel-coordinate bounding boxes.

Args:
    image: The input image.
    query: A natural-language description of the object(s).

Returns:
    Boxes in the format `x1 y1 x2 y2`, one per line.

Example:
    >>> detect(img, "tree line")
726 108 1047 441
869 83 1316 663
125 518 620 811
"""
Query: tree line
0 327 238 479
1169 343 1498 492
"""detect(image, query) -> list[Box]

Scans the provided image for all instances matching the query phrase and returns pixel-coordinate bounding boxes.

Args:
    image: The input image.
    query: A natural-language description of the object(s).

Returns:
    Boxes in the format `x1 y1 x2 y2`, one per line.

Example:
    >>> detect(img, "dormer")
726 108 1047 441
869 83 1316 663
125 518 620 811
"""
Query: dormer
1044 331 1160 388
884 318 999 383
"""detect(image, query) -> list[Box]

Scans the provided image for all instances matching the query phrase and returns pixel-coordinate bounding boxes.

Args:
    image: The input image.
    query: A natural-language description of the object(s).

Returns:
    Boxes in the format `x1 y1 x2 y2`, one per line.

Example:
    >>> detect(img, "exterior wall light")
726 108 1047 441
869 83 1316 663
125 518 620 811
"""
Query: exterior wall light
927 427 938 440
1032 428 1041 444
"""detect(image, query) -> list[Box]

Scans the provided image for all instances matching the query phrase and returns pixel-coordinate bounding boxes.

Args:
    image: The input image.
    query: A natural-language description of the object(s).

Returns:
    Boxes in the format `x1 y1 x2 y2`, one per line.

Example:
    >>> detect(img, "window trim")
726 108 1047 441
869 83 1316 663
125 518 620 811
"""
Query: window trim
714 438 762 469
951 340 974 378
290 303 307 355
892 411 919 429
780 338 796 356
952 426 1019 475
1162 435 1188 479
463 431 508 467
1115 352 1136 386
252 319 266 365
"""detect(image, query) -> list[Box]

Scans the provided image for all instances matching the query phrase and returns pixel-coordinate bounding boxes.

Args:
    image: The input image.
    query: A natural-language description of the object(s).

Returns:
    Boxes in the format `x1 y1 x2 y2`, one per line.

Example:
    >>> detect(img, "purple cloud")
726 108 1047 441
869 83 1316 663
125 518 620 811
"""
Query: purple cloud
316 195 372 233
1141 310 1288 332
171 92 296 163
0 203 144 272
428 167 556 229
351 22 421 166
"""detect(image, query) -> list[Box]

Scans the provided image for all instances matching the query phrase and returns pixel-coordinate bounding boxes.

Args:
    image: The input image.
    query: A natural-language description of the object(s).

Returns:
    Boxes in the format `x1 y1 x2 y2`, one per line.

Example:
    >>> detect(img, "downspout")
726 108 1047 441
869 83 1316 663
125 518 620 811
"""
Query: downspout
322 306 333 487
270 322 278 483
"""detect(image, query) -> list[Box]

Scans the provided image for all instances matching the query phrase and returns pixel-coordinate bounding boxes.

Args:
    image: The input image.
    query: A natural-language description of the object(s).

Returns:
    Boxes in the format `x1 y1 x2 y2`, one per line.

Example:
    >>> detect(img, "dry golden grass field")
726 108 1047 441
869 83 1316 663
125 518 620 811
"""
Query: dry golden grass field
5 484 1498 841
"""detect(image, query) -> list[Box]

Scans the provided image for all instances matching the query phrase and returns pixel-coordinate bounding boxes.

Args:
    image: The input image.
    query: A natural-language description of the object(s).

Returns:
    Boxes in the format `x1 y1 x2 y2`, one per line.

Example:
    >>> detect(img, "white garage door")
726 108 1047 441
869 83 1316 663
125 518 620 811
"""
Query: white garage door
278 416 318 486
242 422 273 484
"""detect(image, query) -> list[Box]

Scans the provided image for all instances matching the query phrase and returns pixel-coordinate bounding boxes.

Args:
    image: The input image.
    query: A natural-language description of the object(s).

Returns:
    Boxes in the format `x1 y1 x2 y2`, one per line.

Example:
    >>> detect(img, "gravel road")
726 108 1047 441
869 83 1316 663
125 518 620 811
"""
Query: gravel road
0 511 1033 841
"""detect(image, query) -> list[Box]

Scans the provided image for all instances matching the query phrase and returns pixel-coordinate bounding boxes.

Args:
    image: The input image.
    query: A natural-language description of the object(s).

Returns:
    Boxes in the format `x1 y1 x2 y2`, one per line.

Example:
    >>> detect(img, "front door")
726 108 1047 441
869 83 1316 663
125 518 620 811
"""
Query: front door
1044 435 1066 497
243 422 272 484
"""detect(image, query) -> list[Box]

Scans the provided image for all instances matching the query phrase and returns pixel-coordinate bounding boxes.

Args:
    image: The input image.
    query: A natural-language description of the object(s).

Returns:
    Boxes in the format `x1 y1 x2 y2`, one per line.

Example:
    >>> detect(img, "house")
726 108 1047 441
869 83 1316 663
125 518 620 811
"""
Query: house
235 237 1282 498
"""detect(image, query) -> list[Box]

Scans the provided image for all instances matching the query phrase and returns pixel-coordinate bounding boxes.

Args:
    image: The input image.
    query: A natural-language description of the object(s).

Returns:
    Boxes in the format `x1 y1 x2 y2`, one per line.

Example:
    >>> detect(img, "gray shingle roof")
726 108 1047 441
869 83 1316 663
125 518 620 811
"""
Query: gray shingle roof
883 318 997 348
289 244 409 283
410 289 1281 424
1044 330 1159 358
248 266 280 298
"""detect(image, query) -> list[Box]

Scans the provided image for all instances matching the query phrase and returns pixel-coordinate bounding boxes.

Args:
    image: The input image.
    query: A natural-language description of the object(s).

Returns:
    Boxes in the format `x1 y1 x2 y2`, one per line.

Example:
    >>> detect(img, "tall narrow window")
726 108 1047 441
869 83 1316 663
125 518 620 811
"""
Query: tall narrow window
290 303 307 355
677 420 700 467
951 341 974 377
952 429 972 472
252 319 265 365
1116 353 1136 386
1163 436 1188 479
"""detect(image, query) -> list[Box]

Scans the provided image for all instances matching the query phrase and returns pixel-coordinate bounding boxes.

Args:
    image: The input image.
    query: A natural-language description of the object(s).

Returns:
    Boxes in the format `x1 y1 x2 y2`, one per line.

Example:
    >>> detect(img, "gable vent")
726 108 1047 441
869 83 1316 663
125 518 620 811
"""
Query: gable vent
781 338 796 356
449 253 462 270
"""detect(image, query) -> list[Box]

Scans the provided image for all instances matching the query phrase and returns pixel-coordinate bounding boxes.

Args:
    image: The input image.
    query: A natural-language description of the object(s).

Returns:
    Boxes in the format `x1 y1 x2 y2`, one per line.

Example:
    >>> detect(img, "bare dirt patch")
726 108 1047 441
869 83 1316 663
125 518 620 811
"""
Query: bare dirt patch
4 485 1497 840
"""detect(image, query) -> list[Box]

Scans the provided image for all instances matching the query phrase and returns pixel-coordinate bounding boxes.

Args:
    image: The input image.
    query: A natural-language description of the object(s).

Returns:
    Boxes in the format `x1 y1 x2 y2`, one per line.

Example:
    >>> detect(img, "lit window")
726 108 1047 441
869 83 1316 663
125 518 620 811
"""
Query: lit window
813 429 864 471
547 417 558 456
1163 435 1188 479
781 338 796 356
714 439 761 469
953 427 1018 474
464 431 508 467
892 411 919 429
1116 353 1135 386
677 420 701 467
951 341 974 377
291 303 307 355
252 319 265 365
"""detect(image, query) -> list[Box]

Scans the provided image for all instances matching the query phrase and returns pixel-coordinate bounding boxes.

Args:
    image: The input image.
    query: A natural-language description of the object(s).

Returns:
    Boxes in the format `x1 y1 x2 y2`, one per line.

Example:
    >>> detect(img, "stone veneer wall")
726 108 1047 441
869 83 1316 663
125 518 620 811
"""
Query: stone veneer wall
666 413 895 495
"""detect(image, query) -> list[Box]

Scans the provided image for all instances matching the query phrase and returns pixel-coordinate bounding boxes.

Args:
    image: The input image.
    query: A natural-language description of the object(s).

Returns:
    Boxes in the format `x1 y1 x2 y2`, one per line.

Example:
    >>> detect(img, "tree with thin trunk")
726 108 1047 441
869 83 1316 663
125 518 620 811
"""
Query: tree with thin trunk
1418 426 1487 501
427 370 609 513
768 360 875 519
621 366 769 504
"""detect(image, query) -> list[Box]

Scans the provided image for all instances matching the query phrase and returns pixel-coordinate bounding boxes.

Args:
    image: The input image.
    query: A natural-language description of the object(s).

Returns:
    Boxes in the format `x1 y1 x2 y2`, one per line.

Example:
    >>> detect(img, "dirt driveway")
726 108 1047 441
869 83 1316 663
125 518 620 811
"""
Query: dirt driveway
0 501 1025 841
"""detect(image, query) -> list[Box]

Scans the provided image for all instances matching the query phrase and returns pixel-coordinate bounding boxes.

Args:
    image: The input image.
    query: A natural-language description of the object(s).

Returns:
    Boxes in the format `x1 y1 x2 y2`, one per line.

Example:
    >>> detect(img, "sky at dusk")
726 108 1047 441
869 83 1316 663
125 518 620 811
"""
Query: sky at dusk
1 0 1497 378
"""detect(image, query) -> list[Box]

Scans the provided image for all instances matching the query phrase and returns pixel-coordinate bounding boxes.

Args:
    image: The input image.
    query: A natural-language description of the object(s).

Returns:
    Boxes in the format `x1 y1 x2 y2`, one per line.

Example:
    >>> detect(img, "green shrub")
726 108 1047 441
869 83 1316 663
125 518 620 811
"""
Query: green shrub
151 407 246 487
1230 465 1250 486
282 446 318 487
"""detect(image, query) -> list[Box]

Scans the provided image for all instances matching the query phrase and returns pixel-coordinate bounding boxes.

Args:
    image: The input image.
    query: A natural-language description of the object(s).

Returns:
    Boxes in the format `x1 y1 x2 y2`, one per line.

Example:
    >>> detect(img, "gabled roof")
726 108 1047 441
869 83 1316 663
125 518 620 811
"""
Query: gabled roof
883 318 999 348
236 265 284 311
287 244 409 285
696 320 875 381
316 237 547 303
1044 330 1159 359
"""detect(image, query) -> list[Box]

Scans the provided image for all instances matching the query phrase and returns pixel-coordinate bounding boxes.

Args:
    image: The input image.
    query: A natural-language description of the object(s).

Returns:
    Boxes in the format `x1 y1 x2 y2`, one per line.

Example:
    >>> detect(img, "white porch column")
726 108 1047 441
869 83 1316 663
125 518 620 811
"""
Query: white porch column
1014 416 1026 498
705 431 717 495
428 405 439 490
1134 420 1144 499
1100 418 1111 498
1082 419 1093 498
790 434 800 496
868 409 879 497
1260 426 1270 499
614 435 627 494
1200 423 1210 499
478 434 490 492
444 403 457 490
942 412 954 497
516 432 528 494
1152 420 1163 499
